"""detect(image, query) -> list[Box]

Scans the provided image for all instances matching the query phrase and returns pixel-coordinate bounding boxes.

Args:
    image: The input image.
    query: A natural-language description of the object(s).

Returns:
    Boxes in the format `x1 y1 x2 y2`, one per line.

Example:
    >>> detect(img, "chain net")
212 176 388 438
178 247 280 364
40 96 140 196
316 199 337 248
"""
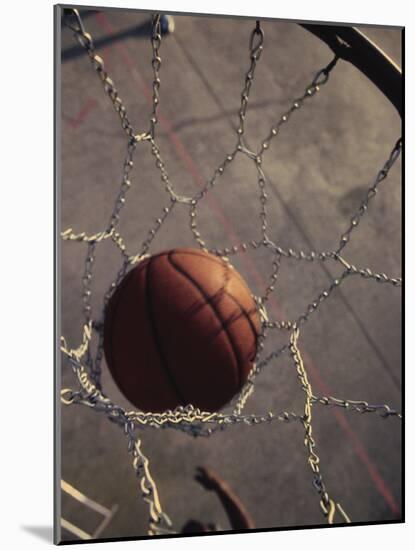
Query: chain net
60 9 402 536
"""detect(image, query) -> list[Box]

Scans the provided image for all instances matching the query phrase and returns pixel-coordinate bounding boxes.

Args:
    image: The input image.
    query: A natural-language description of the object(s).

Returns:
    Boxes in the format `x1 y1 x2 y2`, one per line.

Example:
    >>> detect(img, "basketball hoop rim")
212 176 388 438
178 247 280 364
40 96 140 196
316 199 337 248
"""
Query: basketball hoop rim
300 24 402 118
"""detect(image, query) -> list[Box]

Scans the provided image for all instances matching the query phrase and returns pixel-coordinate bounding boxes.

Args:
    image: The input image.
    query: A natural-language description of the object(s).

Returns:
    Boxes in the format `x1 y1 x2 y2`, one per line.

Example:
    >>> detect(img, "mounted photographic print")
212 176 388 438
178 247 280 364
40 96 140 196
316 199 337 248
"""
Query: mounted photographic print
54 3 403 544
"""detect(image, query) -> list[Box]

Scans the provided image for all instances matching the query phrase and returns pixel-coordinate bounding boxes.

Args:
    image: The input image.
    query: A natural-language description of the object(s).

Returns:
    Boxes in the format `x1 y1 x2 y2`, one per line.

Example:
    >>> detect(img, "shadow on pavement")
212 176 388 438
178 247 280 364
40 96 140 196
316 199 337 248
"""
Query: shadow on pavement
21 525 53 543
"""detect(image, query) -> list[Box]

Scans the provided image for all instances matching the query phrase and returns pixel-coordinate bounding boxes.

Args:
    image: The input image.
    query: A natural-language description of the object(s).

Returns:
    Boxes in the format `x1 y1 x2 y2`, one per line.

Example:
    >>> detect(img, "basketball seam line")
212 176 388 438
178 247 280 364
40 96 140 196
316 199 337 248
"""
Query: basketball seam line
221 260 242 390
178 279 258 362
219 262 257 370
221 259 241 387
168 251 243 391
182 278 229 319
146 248 252 297
208 307 258 339
223 293 259 362
220 258 259 367
145 256 188 407
182 250 251 291
174 255 259 356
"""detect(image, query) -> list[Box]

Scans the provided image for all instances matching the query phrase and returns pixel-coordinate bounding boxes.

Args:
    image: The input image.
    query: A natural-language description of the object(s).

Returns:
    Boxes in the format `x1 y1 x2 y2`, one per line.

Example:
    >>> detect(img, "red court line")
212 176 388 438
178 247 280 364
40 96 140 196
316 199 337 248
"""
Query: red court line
64 41 113 130
65 97 98 129
93 11 400 516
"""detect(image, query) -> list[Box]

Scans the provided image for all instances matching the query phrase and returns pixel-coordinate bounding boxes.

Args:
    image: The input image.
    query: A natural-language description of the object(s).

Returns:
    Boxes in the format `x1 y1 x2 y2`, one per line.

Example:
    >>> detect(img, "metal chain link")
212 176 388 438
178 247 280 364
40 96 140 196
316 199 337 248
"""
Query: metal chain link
61 352 305 443
237 21 264 143
337 138 402 254
311 394 402 419
186 34 338 258
149 14 162 138
259 57 339 157
290 329 351 524
61 8 402 535
125 423 174 535
64 8 136 139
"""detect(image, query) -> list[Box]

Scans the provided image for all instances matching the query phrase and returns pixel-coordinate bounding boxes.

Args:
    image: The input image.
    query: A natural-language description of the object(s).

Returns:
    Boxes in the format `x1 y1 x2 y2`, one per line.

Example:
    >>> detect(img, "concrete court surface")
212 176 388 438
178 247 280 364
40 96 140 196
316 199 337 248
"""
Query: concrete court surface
58 6 402 542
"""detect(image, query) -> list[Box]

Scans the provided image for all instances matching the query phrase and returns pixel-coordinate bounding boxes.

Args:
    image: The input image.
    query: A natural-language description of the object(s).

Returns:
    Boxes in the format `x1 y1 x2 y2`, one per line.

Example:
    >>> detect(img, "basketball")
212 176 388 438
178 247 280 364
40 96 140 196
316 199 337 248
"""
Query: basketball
103 248 261 412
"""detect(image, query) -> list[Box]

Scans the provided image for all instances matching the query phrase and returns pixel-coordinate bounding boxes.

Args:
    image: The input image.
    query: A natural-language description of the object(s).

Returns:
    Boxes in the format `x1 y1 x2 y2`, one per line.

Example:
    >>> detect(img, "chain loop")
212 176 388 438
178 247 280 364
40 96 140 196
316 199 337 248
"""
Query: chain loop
290 329 351 524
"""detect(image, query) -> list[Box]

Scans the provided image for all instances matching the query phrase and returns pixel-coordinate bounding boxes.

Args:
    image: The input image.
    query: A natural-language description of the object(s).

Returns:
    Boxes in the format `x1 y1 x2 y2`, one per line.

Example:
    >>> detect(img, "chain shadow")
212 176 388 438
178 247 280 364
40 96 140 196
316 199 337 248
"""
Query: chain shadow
61 18 153 62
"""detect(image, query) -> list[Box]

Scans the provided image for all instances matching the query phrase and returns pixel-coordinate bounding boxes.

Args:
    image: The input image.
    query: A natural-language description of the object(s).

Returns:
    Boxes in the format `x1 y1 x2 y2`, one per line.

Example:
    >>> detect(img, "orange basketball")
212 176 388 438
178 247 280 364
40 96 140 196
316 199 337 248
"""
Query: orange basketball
103 248 261 412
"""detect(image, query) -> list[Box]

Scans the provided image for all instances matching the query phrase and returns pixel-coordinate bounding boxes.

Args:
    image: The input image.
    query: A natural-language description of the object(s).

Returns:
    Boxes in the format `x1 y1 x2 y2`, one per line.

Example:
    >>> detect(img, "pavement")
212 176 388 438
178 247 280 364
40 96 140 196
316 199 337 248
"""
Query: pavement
57 6 402 542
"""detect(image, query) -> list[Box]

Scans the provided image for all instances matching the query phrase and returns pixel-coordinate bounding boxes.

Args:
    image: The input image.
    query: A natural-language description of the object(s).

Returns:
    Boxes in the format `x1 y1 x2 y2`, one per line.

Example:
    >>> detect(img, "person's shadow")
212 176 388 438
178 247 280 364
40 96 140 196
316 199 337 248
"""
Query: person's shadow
21 525 53 543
